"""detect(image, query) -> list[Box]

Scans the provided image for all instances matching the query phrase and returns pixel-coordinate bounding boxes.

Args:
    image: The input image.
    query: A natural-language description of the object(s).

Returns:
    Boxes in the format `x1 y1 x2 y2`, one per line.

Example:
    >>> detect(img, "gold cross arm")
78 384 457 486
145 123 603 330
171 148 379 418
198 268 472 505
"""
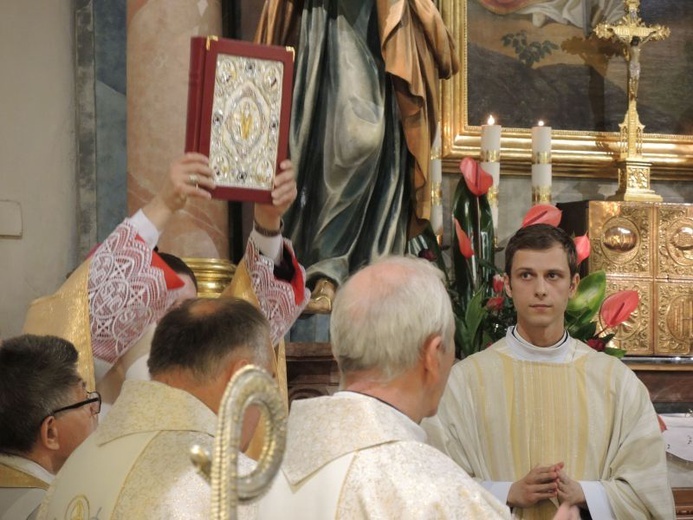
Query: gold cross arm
612 24 670 42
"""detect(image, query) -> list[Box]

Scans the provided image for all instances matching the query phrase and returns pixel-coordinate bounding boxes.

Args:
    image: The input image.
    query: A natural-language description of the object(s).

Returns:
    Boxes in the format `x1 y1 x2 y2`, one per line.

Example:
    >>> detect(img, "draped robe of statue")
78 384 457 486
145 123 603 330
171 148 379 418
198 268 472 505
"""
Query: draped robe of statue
36 380 257 520
426 332 676 520
255 0 459 287
0 454 52 520
257 392 512 519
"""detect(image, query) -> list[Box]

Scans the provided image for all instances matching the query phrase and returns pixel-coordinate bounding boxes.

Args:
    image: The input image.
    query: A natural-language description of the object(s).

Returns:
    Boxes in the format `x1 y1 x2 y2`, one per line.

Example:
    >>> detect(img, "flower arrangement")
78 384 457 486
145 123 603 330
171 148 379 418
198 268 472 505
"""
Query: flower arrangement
425 157 639 359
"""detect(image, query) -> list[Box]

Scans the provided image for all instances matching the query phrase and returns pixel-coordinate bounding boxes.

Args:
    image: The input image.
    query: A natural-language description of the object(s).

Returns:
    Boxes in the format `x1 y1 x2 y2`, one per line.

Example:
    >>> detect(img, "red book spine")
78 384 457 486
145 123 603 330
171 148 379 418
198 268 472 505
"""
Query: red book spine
185 37 208 153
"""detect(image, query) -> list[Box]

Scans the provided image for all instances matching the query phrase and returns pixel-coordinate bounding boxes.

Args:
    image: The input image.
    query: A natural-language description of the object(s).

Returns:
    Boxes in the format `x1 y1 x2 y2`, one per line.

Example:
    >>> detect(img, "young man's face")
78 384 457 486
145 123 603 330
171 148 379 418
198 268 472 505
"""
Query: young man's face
504 245 579 344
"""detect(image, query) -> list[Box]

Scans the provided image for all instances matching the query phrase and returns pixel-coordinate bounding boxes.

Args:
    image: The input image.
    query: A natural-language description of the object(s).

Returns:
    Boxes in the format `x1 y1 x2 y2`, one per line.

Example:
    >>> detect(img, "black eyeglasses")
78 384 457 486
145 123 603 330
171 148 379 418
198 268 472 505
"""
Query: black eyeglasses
49 391 102 418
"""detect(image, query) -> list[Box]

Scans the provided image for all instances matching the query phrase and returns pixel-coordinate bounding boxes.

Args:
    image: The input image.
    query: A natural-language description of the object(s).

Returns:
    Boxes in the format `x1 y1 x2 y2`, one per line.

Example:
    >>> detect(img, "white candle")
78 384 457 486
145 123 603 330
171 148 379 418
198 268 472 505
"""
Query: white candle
481 115 501 155
480 116 501 183
531 120 552 187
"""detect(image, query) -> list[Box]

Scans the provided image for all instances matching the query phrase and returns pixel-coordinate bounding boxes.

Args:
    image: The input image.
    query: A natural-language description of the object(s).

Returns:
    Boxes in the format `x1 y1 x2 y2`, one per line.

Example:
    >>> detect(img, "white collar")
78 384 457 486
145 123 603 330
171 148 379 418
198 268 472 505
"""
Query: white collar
505 326 572 363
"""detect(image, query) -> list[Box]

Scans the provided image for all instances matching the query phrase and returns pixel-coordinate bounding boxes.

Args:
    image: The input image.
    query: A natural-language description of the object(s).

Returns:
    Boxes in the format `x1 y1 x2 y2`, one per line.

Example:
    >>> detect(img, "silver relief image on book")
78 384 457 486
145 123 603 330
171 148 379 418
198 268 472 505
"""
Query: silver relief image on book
209 54 284 191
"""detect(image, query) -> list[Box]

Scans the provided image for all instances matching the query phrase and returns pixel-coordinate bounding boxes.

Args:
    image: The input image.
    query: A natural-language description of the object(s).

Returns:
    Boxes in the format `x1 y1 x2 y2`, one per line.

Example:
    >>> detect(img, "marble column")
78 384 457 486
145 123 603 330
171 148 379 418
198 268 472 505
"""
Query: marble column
127 0 228 257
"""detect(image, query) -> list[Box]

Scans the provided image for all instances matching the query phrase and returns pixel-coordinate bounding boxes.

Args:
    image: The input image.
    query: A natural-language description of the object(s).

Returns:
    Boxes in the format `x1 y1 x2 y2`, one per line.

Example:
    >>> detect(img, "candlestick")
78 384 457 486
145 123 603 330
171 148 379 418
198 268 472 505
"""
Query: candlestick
430 122 443 240
480 115 501 238
531 120 552 204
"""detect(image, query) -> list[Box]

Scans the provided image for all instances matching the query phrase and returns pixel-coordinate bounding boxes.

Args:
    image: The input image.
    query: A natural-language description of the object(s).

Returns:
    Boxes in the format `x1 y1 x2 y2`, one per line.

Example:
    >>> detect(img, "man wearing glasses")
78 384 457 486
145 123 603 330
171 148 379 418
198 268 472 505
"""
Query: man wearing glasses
0 335 100 520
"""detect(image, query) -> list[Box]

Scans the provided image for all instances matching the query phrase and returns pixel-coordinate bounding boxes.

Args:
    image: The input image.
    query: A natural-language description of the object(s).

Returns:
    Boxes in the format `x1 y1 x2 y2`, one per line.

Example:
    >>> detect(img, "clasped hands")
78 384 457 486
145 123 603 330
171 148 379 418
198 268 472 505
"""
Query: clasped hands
508 462 586 510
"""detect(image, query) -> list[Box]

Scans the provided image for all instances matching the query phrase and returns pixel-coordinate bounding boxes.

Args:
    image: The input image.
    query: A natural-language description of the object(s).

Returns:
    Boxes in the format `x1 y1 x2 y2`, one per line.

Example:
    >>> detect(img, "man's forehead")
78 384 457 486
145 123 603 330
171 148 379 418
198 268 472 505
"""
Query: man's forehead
511 247 570 271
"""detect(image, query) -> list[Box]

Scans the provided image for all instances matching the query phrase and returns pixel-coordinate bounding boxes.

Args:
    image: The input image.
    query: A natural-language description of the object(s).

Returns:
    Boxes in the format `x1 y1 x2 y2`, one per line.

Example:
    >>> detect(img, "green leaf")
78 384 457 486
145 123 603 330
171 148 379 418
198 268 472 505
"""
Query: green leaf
601 333 616 344
464 290 488 339
567 321 597 341
567 270 606 318
565 306 593 327
604 346 626 359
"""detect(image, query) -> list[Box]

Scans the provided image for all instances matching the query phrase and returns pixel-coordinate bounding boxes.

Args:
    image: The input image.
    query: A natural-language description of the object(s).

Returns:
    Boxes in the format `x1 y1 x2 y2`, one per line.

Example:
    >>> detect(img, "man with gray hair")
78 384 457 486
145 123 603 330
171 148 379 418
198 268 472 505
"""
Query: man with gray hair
38 297 273 519
257 256 512 518
0 335 99 520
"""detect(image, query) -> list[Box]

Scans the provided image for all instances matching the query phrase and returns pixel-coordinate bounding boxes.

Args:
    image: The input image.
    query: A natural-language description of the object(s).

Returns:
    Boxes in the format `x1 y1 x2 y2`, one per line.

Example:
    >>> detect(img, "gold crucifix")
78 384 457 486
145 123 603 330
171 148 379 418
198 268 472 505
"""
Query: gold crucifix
594 0 670 201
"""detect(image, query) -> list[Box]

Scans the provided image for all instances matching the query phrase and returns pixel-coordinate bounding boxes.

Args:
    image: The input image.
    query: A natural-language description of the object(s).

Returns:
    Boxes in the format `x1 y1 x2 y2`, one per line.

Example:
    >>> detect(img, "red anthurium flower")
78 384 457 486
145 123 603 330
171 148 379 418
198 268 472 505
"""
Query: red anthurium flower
600 290 639 328
486 296 504 312
521 204 562 227
586 338 606 352
454 218 474 259
459 157 476 178
492 274 504 294
459 157 493 196
574 234 591 264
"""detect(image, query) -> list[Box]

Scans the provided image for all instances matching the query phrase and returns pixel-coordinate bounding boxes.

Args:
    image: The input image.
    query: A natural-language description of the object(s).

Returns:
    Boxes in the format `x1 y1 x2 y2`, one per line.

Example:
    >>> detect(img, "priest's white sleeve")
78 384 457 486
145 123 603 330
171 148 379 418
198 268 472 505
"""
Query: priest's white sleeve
580 481 615 519
249 229 282 264
128 209 161 249
481 481 511 506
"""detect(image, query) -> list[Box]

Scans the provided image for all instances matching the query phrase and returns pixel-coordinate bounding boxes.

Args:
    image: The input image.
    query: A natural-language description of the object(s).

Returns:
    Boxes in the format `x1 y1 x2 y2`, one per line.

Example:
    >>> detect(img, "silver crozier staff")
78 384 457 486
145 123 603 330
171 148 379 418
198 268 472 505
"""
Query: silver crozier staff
190 365 287 520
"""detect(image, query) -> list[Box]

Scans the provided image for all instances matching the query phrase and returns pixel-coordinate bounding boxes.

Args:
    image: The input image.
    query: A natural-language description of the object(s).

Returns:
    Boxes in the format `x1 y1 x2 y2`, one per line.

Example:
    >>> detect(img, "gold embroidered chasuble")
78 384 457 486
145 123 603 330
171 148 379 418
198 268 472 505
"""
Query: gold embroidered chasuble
37 380 256 520
431 338 675 520
22 261 95 389
0 463 48 492
0 456 51 520
258 392 512 519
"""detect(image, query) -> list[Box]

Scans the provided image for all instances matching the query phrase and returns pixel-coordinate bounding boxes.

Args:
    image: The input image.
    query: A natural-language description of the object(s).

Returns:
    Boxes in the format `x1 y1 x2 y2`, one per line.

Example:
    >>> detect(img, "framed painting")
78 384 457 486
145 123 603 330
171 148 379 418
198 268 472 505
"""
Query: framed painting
439 0 693 179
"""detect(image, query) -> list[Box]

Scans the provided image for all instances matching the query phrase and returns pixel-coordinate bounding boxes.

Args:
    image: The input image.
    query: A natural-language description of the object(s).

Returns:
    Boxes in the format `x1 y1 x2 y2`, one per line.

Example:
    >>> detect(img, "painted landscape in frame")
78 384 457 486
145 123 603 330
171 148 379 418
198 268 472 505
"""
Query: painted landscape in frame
440 0 693 179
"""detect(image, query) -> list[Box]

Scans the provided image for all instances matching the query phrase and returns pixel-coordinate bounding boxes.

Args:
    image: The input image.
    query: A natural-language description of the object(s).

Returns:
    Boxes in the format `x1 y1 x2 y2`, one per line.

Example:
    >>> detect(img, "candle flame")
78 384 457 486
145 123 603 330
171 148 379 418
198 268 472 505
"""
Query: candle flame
487 115 495 125
538 120 545 127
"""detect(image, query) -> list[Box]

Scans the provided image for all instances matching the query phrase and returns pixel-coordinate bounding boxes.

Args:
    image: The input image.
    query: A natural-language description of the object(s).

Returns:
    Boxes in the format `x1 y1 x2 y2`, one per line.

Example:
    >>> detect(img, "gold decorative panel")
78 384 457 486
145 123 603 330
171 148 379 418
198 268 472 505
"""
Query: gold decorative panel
656 205 693 279
587 202 651 277
559 200 693 356
656 282 693 355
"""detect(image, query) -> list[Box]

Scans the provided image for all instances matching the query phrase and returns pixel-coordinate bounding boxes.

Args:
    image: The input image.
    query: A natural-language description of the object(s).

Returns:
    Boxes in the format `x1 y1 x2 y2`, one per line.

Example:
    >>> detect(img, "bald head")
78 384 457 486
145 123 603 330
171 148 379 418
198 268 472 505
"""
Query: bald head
330 256 454 381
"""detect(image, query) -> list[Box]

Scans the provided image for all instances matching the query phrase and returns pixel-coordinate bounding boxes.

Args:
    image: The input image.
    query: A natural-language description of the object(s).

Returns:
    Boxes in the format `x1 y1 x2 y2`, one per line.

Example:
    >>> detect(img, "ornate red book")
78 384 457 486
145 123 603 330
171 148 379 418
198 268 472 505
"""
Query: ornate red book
185 36 294 203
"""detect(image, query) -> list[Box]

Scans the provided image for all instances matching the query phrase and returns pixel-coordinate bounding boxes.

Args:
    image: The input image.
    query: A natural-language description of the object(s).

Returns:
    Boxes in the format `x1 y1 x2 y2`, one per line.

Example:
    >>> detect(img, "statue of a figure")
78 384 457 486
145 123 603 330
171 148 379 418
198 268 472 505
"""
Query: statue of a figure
626 36 642 100
255 0 459 313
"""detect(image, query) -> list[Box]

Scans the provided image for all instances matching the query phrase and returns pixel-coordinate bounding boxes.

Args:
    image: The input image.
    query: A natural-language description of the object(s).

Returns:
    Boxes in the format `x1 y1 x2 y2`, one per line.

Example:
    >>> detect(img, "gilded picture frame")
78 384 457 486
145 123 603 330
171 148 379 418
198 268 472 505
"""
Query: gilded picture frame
439 0 693 180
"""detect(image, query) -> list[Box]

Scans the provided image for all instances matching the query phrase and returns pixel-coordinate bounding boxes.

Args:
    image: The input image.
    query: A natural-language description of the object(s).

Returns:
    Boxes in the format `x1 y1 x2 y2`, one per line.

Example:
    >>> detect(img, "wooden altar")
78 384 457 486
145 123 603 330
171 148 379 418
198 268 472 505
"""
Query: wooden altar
285 342 693 412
